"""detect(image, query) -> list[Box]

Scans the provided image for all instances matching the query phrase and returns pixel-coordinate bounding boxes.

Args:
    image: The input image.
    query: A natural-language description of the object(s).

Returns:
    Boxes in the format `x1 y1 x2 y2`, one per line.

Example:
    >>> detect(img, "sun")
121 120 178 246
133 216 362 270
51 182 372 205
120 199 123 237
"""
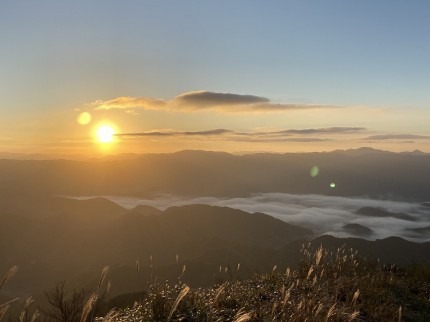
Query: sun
96 124 116 143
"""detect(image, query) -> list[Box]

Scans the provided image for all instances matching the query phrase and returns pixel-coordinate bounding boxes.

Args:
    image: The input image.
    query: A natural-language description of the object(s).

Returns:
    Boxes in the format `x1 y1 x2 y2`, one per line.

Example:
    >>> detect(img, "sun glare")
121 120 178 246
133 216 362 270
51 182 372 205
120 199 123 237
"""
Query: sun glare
96 125 116 143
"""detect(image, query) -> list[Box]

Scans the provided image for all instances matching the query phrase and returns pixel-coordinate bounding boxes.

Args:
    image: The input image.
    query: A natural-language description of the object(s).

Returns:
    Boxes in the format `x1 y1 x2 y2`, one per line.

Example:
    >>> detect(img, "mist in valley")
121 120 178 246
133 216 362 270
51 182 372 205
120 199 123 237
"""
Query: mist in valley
81 192 430 242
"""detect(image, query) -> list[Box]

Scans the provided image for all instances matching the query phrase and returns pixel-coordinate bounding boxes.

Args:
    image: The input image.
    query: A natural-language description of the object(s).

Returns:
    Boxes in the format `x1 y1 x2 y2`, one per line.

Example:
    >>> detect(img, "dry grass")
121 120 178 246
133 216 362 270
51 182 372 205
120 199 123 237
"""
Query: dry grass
0 266 18 290
80 293 98 322
0 266 20 322
167 285 189 321
94 245 430 321
1 245 429 321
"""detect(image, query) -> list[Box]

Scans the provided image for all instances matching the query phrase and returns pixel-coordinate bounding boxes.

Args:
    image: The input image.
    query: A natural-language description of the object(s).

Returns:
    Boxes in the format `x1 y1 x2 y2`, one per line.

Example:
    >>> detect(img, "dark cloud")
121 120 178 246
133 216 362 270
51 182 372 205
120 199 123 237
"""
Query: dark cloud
174 91 269 107
182 129 233 136
91 90 340 113
117 129 232 138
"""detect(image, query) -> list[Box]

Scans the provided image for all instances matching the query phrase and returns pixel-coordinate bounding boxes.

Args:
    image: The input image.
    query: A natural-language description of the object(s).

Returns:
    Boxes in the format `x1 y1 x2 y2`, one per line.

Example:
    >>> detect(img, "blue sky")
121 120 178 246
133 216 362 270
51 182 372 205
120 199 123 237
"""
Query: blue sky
1 1 430 154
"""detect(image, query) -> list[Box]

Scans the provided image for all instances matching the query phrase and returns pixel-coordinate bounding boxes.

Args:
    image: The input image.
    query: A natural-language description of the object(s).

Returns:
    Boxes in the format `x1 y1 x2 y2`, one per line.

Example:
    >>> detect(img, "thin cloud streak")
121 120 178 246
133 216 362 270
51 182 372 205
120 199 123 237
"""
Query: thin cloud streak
89 90 341 114
117 127 367 142
118 129 233 137
284 127 366 134
231 137 331 143
363 134 430 140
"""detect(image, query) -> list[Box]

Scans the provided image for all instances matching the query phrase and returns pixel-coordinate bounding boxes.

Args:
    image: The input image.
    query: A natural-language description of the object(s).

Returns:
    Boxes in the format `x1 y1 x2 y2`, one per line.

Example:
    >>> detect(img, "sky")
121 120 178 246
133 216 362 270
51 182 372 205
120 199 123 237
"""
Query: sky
1 0 430 156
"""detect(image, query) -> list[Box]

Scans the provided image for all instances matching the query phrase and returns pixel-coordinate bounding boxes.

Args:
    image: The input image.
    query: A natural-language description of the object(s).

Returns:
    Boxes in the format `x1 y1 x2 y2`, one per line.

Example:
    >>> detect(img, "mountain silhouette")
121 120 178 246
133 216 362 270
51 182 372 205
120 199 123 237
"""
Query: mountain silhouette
1 148 430 200
0 198 311 296
342 223 374 237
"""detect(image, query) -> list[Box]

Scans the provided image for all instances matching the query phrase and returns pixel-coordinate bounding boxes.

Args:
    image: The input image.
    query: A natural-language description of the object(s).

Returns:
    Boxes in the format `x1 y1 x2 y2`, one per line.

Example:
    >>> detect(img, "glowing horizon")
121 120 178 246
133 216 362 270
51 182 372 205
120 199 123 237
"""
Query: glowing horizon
1 1 430 156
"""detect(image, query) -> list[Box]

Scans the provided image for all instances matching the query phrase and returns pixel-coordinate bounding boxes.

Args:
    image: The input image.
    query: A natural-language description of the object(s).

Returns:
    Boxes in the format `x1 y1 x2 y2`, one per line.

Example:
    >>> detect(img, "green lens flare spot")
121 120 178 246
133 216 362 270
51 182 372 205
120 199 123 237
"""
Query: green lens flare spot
310 166 319 177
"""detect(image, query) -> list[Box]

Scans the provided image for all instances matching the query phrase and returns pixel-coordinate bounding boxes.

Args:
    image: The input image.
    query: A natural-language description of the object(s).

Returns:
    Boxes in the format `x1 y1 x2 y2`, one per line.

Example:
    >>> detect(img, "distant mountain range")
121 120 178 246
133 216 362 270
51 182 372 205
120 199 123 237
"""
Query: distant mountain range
1 148 430 201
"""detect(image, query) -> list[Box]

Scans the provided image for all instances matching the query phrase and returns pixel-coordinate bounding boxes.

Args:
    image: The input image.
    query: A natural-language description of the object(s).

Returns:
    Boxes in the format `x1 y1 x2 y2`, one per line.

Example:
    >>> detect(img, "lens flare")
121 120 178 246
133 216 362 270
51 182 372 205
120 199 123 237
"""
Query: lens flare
77 112 92 125
310 166 319 177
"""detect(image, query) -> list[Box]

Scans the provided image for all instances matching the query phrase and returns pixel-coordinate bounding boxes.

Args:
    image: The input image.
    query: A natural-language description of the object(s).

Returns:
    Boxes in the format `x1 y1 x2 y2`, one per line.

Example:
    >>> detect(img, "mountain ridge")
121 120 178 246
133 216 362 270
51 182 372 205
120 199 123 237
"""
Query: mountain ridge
1 148 430 201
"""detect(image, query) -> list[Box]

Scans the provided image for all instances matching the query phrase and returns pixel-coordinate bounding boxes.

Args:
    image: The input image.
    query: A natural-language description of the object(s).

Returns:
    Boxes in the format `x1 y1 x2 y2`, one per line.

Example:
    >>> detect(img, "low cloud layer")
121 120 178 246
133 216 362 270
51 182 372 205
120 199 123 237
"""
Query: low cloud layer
83 193 430 242
89 90 339 113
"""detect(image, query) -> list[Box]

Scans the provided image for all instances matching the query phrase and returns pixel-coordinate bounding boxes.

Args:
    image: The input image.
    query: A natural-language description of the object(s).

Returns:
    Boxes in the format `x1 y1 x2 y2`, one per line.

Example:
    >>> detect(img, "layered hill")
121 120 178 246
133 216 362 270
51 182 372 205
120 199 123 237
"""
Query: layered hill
1 197 430 298
0 198 311 296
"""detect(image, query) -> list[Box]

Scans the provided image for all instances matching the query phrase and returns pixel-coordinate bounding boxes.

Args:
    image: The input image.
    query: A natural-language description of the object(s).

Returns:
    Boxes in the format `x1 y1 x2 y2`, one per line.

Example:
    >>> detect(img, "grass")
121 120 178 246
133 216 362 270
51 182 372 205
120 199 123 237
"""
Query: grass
93 245 430 322
1 245 429 321
0 266 21 321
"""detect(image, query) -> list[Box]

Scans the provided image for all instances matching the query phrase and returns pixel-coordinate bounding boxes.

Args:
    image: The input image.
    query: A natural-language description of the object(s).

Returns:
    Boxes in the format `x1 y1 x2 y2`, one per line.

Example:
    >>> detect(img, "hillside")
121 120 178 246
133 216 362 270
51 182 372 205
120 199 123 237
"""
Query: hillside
1 196 430 321
0 198 312 297
1 196 430 299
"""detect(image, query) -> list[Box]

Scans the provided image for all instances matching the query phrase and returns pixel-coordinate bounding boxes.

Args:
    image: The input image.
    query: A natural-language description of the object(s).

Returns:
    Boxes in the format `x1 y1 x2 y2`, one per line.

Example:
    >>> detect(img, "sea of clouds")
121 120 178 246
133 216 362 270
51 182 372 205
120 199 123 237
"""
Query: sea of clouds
75 193 430 242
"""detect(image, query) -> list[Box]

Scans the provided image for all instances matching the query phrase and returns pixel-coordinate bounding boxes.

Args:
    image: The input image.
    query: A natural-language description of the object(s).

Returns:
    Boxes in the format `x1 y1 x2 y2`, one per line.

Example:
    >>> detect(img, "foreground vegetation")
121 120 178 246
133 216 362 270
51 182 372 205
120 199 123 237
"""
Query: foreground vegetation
95 245 430 322
2 244 430 321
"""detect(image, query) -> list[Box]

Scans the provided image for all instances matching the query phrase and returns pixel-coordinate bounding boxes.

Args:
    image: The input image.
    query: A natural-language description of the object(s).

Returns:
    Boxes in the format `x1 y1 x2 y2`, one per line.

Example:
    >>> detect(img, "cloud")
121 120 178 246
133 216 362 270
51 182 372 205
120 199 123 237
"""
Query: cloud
231 137 331 143
84 193 430 242
117 127 364 143
117 127 369 144
282 127 366 135
245 127 366 138
281 138 330 142
89 90 340 113
119 131 176 137
174 91 269 107
118 129 233 137
363 134 430 140
91 97 167 111
182 129 233 136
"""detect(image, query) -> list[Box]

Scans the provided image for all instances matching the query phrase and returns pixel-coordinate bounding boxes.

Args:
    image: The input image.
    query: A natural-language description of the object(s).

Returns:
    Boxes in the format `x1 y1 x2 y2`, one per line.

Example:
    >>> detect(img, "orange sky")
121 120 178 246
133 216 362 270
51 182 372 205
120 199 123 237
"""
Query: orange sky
2 92 430 157
2 2 430 157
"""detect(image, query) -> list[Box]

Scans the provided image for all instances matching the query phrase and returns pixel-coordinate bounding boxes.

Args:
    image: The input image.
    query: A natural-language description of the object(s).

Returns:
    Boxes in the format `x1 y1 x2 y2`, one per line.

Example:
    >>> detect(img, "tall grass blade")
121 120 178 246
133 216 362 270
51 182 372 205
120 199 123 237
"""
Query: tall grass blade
168 284 190 321
29 309 40 322
97 266 110 293
0 266 18 289
233 311 252 322
80 293 98 322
